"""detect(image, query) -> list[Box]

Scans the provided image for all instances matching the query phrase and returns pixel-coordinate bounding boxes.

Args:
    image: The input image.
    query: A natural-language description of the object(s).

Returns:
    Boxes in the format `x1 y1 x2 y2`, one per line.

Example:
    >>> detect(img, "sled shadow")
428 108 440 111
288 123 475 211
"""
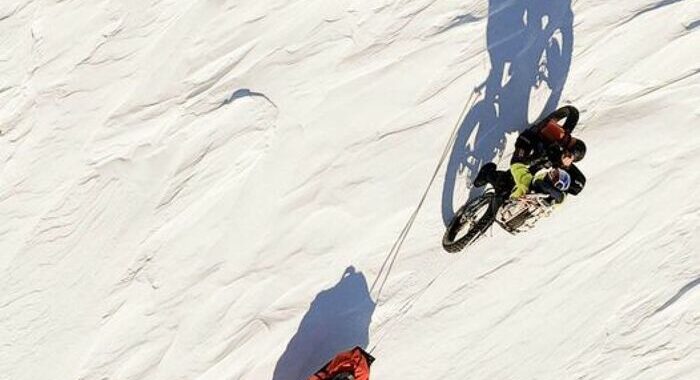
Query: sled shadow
272 266 376 380
441 0 575 226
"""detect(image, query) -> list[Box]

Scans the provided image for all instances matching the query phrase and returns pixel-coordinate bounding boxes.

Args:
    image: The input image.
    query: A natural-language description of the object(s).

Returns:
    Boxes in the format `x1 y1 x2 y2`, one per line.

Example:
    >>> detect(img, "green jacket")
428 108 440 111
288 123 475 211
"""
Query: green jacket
510 163 551 199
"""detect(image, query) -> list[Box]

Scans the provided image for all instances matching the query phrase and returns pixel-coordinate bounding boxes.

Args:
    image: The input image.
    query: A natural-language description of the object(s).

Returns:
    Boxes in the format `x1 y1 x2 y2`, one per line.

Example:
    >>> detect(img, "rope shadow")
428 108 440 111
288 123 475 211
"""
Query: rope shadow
655 276 700 314
441 0 574 226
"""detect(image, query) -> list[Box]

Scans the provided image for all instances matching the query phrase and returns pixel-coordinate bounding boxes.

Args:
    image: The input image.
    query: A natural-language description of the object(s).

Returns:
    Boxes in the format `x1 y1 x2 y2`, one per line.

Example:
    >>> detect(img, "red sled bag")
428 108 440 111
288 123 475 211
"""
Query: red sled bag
308 346 375 380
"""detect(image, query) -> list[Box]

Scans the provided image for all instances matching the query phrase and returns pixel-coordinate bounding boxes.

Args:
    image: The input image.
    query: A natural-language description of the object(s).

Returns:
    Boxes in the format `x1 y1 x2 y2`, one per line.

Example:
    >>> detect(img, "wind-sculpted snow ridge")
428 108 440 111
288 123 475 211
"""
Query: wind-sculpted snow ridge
0 1 698 380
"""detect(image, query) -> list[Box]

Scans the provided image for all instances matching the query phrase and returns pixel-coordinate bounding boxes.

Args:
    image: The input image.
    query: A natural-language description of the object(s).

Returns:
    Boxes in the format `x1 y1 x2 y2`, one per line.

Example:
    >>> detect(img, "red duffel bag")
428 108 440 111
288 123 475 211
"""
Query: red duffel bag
308 346 375 380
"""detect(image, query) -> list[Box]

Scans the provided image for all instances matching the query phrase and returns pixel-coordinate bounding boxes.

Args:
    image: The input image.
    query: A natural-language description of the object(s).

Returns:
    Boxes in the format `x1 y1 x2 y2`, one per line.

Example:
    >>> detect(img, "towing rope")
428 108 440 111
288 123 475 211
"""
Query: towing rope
367 87 481 353
369 87 481 301
370 89 481 303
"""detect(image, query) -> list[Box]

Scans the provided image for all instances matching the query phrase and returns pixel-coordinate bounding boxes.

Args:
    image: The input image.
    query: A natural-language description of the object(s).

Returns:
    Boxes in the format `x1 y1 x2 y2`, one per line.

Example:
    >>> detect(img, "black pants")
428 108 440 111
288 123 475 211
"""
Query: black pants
483 169 516 195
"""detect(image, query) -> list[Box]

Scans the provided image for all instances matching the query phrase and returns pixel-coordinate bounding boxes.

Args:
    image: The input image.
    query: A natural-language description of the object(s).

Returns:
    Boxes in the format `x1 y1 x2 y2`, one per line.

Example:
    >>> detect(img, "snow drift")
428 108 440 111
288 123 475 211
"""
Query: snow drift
1 0 698 379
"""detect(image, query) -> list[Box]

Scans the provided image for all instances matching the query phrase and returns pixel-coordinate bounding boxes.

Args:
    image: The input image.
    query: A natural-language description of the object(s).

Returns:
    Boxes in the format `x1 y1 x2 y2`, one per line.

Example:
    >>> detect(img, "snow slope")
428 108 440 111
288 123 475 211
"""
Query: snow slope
0 0 698 379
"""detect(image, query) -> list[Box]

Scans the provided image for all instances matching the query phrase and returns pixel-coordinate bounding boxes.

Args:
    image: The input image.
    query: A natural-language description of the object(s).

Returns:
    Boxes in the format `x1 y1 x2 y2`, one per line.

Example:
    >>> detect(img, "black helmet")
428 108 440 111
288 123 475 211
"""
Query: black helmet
568 138 586 162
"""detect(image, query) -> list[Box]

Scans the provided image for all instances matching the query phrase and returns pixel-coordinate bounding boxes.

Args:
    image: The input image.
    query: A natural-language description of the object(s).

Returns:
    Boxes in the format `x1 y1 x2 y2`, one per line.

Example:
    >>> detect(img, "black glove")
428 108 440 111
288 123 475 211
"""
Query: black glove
546 144 563 164
528 157 550 173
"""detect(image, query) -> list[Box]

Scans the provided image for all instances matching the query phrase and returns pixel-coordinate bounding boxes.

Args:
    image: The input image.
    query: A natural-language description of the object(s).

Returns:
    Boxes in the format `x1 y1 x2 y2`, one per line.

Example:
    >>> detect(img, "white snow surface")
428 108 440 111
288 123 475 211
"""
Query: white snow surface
1 1 699 379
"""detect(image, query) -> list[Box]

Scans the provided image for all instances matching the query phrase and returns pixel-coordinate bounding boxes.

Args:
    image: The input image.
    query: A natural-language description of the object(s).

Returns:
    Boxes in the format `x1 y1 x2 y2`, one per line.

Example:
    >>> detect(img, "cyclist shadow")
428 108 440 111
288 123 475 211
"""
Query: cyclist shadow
272 266 376 380
441 0 574 226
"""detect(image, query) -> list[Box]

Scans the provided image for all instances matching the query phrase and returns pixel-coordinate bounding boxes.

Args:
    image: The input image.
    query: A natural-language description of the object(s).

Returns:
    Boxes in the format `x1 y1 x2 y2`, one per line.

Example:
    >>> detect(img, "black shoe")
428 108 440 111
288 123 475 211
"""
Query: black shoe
473 162 497 187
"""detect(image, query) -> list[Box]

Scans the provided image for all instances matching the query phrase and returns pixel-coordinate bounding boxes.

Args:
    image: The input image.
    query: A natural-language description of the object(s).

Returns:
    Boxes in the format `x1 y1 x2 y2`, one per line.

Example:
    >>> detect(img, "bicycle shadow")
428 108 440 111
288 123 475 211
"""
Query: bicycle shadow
272 266 376 380
441 0 574 226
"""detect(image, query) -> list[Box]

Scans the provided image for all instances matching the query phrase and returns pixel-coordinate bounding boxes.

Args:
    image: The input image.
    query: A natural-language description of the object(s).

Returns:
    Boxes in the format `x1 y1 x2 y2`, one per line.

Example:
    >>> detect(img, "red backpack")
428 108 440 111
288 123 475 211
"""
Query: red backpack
538 119 568 144
308 347 375 380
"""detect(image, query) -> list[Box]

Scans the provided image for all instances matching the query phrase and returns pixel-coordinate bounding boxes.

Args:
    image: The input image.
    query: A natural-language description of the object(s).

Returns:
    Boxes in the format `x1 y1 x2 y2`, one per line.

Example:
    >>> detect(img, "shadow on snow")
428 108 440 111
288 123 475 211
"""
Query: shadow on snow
272 266 376 380
441 0 575 226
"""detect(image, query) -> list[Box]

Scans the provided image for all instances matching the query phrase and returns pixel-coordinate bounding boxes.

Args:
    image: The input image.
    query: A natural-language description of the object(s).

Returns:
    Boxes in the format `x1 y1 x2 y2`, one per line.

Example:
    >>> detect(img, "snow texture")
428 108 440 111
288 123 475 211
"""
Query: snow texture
0 0 698 379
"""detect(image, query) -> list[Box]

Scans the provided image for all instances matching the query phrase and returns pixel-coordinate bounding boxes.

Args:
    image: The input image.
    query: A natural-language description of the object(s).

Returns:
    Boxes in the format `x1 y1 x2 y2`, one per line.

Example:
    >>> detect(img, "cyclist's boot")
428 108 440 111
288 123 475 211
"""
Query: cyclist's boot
473 162 497 187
